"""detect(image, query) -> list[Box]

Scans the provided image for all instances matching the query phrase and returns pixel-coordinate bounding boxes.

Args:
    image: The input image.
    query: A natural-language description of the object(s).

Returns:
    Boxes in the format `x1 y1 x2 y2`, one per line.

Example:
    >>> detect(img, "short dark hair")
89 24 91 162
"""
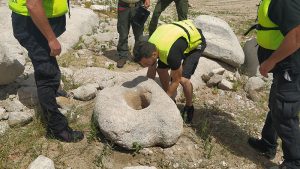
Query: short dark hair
133 41 156 62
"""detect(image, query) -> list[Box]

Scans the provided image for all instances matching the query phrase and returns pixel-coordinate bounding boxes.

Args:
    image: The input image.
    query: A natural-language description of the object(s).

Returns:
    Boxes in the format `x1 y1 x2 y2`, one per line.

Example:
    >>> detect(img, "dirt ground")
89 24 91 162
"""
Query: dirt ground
0 0 286 169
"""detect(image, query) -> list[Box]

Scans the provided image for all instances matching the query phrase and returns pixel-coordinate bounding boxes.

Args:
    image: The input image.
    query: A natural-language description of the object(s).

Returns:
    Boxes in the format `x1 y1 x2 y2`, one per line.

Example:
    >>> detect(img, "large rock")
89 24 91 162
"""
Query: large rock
8 111 34 127
17 86 39 108
94 77 183 149
193 15 245 68
243 38 259 76
0 6 26 85
28 155 55 169
70 83 99 101
58 7 99 54
245 77 265 92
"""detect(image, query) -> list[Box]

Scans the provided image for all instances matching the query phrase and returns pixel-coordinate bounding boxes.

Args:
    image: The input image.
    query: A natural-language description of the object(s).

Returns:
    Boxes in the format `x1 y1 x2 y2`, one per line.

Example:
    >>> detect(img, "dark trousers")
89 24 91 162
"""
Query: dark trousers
148 0 188 35
117 0 144 58
261 72 300 168
11 12 68 133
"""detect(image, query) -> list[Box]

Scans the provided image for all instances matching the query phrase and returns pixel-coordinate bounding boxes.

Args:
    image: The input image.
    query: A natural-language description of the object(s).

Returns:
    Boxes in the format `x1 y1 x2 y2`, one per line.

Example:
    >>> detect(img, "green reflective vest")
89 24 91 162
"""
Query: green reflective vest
148 20 202 65
9 0 68 18
257 0 284 50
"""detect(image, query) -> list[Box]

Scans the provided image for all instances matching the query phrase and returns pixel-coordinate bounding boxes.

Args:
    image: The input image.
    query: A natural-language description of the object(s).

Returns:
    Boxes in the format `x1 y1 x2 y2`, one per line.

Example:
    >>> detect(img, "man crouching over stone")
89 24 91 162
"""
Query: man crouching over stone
134 20 206 123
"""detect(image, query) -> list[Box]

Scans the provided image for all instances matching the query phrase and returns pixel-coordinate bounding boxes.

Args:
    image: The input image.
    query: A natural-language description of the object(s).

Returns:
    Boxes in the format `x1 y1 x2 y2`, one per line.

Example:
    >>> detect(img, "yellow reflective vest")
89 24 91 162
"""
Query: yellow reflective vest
9 0 68 18
148 20 202 65
257 0 284 50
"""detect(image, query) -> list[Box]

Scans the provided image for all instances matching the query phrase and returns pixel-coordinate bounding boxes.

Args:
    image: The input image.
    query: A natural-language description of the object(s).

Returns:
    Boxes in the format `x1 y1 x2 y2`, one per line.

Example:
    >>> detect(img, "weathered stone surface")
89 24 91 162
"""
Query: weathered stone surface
0 107 8 120
28 155 55 169
123 166 157 169
17 86 39 108
194 15 245 67
71 83 99 101
218 79 233 90
3 98 26 112
207 74 223 87
0 121 9 135
90 5 110 11
8 111 34 127
0 6 26 85
243 38 259 76
94 77 183 149
245 77 265 92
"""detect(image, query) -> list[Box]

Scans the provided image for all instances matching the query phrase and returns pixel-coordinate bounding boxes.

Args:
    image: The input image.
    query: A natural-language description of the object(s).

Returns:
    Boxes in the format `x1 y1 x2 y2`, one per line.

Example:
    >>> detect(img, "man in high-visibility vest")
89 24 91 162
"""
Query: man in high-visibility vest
9 0 84 142
134 20 206 123
247 0 300 168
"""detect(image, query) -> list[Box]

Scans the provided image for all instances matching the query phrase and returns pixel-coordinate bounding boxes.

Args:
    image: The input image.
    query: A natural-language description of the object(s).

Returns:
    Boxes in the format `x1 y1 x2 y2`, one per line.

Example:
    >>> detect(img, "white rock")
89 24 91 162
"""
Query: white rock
0 121 9 135
218 79 233 90
208 68 226 77
28 155 55 169
0 107 9 120
94 77 183 149
123 166 157 169
8 111 34 127
245 77 265 92
58 7 99 54
71 83 99 101
194 15 245 67
243 38 259 76
3 98 26 112
0 6 26 85
90 5 110 11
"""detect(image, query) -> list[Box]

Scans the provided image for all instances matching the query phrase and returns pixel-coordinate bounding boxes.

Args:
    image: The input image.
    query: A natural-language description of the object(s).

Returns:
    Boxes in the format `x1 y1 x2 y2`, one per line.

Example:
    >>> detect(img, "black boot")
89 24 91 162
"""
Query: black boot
47 127 84 143
181 105 194 124
248 137 276 159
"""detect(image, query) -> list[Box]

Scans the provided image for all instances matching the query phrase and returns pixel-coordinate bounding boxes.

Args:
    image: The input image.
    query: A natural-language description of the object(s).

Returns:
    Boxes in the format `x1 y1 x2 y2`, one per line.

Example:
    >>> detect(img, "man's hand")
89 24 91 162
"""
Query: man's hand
144 0 150 8
49 38 62 57
259 58 276 77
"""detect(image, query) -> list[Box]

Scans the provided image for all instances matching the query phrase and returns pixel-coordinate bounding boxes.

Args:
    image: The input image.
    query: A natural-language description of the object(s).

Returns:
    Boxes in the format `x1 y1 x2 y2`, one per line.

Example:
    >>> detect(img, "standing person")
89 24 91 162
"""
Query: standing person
9 0 84 142
134 20 206 123
247 0 300 168
148 0 188 36
117 0 150 68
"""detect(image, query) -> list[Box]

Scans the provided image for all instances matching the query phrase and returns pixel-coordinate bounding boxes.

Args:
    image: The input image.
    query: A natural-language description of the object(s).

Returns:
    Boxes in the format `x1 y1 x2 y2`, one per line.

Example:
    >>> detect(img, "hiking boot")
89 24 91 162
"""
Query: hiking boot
47 127 84 143
268 161 300 169
117 58 127 68
248 137 276 159
181 105 194 124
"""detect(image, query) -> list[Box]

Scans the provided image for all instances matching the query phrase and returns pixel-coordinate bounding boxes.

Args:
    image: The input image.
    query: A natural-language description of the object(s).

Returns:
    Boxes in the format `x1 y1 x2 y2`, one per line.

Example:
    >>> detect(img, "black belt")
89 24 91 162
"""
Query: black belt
119 0 143 8
244 24 280 36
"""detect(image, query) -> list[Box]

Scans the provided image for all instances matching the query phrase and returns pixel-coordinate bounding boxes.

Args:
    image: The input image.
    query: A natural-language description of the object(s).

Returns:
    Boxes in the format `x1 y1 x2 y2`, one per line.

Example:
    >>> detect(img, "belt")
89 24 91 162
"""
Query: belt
119 0 142 8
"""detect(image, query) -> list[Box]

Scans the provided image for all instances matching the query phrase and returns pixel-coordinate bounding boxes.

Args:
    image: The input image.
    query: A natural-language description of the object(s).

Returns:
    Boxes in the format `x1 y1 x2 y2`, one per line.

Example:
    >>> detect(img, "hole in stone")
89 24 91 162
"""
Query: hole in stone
124 89 151 110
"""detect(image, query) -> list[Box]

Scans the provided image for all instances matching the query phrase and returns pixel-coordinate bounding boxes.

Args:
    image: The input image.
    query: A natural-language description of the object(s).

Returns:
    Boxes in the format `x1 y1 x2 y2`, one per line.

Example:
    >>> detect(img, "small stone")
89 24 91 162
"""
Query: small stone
0 121 9 135
28 155 55 169
218 79 233 90
8 111 34 127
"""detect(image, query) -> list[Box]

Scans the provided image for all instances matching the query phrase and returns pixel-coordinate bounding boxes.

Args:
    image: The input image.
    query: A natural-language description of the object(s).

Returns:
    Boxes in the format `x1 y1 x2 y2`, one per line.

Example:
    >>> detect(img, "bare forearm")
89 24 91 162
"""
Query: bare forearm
26 0 56 42
269 26 300 64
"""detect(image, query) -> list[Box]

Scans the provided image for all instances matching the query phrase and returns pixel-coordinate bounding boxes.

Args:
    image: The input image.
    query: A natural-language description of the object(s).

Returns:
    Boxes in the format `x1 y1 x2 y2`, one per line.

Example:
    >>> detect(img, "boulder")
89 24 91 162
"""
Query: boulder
243 38 259 76
28 155 55 169
193 15 245 67
94 77 183 149
245 77 265 92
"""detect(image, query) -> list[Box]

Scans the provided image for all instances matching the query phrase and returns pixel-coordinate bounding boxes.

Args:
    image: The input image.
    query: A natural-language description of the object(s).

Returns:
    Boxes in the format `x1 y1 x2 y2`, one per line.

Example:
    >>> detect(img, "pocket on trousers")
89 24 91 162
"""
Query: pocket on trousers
35 62 59 80
276 99 300 119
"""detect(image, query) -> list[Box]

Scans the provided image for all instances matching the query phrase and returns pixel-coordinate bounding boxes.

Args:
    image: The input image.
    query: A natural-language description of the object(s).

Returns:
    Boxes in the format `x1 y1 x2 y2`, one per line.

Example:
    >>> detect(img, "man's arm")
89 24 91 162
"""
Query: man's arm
166 66 182 97
260 25 300 77
144 0 150 8
147 62 157 79
26 0 61 57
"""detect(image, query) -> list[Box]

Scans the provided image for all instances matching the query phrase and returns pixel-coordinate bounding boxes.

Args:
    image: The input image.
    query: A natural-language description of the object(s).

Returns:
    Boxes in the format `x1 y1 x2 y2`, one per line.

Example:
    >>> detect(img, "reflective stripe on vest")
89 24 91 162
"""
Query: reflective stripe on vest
9 0 68 18
148 20 202 65
257 0 284 50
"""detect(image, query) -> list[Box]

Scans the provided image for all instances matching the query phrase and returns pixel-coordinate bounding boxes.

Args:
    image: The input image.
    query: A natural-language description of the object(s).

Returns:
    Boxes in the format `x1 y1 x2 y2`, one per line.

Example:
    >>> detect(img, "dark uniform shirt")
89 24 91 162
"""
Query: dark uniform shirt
157 37 188 70
258 0 300 72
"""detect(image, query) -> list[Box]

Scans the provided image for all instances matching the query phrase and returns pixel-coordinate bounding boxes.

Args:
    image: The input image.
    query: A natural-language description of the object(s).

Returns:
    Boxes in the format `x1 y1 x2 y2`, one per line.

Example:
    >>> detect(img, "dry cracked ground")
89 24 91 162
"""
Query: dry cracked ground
0 0 285 169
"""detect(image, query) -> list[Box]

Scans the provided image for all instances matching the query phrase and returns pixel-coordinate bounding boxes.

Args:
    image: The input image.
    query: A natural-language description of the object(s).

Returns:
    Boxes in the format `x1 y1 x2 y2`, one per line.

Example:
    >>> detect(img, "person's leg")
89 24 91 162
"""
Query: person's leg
11 13 83 142
117 2 131 67
131 4 144 59
148 0 173 35
174 0 188 21
270 74 300 168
